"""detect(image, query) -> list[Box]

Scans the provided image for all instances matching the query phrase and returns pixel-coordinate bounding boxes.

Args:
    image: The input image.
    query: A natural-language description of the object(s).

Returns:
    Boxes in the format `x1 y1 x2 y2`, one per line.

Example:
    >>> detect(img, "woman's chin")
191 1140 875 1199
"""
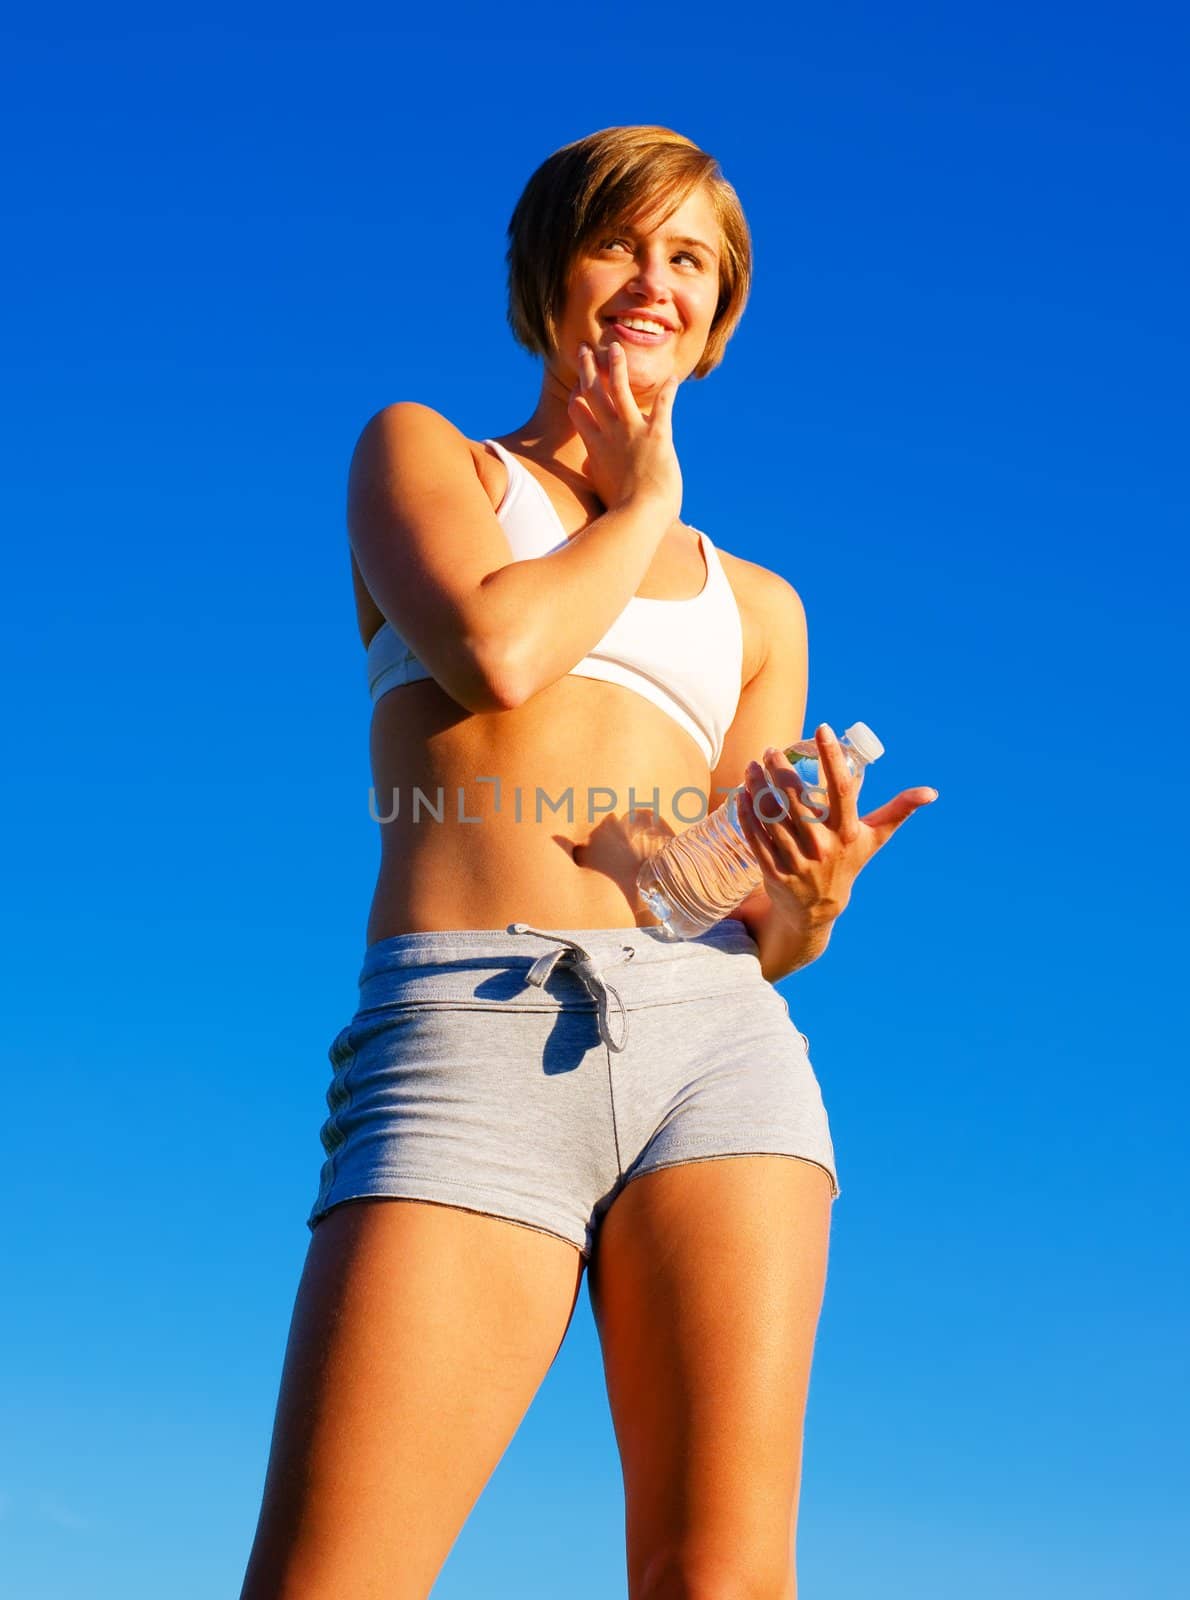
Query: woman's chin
626 369 667 397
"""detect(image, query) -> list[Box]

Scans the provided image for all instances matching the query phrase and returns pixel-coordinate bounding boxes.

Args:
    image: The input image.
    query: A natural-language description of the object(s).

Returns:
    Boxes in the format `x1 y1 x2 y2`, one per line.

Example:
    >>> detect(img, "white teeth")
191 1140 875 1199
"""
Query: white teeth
615 317 668 335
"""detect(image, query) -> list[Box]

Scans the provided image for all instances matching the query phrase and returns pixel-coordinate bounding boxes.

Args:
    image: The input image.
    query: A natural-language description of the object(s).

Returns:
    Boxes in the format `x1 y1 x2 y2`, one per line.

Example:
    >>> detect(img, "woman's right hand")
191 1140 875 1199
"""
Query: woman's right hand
567 340 683 522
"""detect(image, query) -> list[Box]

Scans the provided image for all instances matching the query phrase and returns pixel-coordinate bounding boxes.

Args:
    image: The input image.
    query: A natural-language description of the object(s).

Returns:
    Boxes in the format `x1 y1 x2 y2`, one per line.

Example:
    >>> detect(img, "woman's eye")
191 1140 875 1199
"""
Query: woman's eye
601 239 704 269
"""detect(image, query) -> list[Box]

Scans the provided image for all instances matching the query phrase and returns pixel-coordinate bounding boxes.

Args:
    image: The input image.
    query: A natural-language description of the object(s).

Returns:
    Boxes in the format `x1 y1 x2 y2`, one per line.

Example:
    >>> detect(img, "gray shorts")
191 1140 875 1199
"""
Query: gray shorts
307 919 840 1260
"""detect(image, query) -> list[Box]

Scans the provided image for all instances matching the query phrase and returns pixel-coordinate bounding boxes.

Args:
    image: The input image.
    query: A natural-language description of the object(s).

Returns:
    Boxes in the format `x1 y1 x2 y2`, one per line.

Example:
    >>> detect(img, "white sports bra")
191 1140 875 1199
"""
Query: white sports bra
365 437 745 769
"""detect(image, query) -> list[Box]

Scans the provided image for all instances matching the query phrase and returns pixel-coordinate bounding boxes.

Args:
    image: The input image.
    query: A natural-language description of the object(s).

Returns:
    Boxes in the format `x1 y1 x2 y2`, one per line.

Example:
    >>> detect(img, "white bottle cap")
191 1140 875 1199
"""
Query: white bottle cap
843 721 885 764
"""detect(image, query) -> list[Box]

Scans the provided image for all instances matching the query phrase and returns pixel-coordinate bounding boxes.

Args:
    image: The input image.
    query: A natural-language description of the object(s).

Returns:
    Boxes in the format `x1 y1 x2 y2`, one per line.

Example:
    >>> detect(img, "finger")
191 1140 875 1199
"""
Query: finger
605 339 646 423
756 752 823 857
646 373 680 430
859 786 939 848
577 344 611 418
743 764 808 873
738 785 790 881
813 724 860 834
585 340 623 421
566 388 599 443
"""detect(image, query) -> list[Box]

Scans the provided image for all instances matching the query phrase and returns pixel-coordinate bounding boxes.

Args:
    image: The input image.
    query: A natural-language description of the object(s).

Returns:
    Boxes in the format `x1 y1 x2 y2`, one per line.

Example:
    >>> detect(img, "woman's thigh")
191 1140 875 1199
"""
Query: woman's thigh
588 1152 832 1600
239 1194 584 1600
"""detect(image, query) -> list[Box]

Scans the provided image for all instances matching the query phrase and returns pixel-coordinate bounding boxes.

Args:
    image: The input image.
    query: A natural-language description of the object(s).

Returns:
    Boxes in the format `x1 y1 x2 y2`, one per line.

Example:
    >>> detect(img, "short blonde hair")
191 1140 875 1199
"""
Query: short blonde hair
506 125 752 381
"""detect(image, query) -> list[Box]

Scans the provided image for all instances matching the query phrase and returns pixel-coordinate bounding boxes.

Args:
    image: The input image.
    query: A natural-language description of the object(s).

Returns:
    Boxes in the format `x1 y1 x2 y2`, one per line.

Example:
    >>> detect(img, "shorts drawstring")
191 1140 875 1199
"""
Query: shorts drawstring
507 923 637 1053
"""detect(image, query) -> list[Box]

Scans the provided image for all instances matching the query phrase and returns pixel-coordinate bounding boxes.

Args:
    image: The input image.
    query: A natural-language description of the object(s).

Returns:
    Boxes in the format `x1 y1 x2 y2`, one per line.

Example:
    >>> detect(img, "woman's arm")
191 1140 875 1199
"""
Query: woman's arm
711 566 938 981
707 566 832 981
348 401 675 713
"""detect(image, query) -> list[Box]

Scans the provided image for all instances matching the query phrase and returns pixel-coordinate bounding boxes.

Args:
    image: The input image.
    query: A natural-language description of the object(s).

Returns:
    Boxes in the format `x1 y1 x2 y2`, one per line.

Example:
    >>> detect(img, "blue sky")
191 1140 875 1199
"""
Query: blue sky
3 3 1187 1596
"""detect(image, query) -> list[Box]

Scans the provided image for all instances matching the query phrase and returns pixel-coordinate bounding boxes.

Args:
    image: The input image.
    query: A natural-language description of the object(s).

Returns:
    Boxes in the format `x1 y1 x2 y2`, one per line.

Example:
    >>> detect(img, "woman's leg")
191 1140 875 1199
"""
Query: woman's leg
589 1153 832 1600
238 1195 584 1600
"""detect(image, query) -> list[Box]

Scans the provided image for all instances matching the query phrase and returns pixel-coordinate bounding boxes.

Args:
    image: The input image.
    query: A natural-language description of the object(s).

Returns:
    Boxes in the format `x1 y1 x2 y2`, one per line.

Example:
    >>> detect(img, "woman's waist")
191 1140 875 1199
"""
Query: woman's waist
366 839 657 947
351 916 763 1016
363 723 733 948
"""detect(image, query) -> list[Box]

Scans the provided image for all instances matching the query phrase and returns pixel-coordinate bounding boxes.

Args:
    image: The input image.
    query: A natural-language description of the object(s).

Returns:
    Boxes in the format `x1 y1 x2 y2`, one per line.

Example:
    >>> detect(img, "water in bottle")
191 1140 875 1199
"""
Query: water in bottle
636 721 885 939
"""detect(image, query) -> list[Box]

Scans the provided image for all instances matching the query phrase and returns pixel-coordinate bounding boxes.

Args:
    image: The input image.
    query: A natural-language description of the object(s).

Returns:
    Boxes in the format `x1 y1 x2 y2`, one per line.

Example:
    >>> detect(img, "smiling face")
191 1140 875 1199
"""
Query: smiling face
552 183 723 403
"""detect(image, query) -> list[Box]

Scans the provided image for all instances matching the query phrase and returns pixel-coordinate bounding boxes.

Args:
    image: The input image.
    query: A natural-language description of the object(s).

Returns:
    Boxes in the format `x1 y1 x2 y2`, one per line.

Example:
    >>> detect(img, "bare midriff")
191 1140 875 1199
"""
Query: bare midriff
363 675 735 943
357 437 755 946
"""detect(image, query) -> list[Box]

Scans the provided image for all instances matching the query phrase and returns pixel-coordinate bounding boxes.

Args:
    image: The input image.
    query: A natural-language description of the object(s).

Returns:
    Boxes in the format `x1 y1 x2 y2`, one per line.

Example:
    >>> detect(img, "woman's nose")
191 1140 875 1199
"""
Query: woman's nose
625 254 675 301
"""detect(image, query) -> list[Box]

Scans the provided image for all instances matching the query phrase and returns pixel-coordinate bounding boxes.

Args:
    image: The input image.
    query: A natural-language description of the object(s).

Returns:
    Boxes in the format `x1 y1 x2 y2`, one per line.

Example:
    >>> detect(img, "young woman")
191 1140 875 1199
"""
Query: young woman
239 125 937 1600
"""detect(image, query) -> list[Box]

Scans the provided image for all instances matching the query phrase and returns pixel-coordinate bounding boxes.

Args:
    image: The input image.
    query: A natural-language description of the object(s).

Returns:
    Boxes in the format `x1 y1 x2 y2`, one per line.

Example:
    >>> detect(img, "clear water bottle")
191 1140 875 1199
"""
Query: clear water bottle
636 721 885 940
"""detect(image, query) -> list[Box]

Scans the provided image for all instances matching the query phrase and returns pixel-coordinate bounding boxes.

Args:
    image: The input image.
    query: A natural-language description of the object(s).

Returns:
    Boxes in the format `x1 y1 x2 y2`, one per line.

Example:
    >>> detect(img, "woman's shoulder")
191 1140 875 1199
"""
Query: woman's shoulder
714 549 807 685
351 399 481 457
350 401 502 507
717 547 804 617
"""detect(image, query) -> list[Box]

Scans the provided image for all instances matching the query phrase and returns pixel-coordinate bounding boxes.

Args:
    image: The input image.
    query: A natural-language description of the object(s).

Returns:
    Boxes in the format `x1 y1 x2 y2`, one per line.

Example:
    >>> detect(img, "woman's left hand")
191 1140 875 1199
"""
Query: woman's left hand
736 724 939 930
